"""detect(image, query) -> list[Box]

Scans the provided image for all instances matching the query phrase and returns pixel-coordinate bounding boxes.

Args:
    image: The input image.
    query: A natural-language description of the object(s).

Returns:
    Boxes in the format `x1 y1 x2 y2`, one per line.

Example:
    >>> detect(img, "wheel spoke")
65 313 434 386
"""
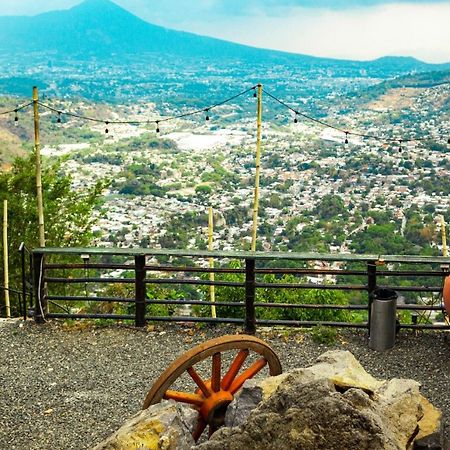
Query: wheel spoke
221 349 249 391
211 352 221 392
163 390 204 407
229 357 267 394
188 367 211 398
193 417 208 441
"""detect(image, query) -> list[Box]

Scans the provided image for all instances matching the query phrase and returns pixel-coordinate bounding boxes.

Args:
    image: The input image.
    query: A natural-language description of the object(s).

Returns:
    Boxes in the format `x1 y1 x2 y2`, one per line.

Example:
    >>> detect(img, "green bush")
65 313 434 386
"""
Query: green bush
310 325 338 345
256 276 352 322
193 260 245 318
194 261 356 323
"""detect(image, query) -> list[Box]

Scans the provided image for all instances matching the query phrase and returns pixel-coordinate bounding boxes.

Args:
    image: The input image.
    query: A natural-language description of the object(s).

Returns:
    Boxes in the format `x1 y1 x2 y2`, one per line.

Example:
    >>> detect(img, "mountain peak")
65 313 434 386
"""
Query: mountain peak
70 0 133 16
73 0 121 9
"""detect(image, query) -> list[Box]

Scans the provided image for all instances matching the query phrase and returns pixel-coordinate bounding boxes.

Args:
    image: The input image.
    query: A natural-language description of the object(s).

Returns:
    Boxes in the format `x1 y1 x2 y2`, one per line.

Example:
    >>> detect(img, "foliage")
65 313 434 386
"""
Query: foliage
350 224 414 255
193 260 245 319
86 279 184 319
310 325 338 345
256 278 352 322
194 261 355 323
159 211 205 249
314 194 348 220
0 153 106 315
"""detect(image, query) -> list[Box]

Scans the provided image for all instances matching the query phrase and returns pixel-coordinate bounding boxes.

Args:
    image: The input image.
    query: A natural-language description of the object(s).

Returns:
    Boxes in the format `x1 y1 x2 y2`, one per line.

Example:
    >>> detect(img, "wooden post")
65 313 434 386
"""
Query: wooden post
135 255 146 327
251 83 263 252
33 87 45 247
3 200 10 318
208 207 216 318
245 258 256 334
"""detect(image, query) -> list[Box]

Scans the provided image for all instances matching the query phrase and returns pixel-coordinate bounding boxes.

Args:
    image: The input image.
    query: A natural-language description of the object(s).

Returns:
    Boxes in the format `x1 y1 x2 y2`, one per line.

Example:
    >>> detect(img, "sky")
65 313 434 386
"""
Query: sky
1 0 449 63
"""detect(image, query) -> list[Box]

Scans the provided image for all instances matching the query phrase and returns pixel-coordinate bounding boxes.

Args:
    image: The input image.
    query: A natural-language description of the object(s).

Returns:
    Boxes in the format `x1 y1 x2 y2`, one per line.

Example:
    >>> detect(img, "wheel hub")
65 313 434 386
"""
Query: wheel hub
200 388 234 426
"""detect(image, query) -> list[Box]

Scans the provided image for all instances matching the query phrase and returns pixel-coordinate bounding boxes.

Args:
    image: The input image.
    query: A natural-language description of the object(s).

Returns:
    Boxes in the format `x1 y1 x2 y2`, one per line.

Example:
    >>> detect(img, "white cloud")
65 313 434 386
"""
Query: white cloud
0 1 448 62
171 3 450 63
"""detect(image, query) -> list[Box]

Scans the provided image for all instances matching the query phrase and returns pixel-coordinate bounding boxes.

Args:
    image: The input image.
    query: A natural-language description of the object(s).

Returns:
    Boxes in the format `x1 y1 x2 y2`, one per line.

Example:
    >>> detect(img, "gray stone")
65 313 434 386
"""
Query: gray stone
200 350 442 450
91 400 196 450
199 378 395 450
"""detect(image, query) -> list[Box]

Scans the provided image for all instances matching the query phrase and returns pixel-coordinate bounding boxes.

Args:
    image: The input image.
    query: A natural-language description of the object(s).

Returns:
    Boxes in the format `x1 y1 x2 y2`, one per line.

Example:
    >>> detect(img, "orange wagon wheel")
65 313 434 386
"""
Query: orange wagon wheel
143 334 282 441
443 276 450 318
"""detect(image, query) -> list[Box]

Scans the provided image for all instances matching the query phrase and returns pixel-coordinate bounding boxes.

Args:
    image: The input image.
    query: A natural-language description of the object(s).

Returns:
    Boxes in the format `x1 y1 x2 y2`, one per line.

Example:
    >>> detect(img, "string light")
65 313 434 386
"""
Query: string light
262 88 441 148
398 140 403 153
1 86 446 150
14 109 18 126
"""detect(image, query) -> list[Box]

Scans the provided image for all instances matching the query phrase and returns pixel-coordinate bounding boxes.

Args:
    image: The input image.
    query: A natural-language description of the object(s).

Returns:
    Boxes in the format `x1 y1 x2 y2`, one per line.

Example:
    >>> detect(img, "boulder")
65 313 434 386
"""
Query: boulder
226 350 383 428
200 350 442 450
199 378 393 450
91 400 196 450
94 350 442 450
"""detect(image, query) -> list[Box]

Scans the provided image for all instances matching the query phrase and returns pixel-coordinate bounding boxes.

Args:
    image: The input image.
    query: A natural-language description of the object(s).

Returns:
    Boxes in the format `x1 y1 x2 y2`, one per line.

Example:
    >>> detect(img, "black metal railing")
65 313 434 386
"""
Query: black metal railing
27 247 450 333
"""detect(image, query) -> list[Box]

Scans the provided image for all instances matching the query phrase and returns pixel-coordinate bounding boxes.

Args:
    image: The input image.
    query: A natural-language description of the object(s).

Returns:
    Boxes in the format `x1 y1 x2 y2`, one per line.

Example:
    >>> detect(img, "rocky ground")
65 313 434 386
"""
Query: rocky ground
0 319 449 450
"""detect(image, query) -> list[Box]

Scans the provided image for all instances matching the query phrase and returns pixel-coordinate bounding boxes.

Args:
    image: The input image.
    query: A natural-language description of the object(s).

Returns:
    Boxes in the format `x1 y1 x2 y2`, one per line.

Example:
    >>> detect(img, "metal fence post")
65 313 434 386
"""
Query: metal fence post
367 261 377 335
245 258 256 334
19 243 26 321
29 252 34 312
33 252 46 324
135 255 146 327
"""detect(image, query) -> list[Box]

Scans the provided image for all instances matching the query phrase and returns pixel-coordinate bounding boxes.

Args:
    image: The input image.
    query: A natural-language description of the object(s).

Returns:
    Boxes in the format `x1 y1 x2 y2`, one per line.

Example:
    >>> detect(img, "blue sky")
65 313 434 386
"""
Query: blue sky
1 0 449 62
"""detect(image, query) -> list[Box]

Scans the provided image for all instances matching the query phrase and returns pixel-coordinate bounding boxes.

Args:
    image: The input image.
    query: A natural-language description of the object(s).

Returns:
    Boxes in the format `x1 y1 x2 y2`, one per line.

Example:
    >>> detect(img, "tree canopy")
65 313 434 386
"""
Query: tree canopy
0 153 106 315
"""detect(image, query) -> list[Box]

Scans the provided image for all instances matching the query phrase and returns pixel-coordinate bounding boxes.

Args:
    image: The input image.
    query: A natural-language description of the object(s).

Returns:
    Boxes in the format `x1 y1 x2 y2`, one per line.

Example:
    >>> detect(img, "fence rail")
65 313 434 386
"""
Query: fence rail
26 247 450 333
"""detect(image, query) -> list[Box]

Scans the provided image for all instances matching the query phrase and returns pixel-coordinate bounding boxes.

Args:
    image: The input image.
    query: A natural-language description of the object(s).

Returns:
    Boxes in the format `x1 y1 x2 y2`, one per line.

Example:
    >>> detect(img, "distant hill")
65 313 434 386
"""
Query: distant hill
380 68 450 89
0 0 448 74
342 68 450 111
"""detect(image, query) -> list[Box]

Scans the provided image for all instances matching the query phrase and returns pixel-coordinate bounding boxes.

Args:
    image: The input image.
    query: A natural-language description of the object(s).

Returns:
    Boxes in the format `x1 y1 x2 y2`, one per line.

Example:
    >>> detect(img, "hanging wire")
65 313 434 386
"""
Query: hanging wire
0 101 33 116
2 87 448 146
36 85 257 126
262 88 435 144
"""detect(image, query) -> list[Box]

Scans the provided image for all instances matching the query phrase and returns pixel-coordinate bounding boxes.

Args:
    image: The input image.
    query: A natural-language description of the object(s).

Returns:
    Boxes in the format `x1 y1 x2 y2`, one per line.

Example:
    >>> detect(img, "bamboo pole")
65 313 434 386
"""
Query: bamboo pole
251 84 263 252
208 207 216 318
33 87 45 247
3 200 10 318
441 215 448 257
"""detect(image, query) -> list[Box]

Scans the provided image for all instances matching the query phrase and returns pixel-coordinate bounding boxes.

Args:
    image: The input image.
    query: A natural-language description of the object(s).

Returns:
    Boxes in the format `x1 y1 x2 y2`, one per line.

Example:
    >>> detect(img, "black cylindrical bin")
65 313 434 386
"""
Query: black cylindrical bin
369 288 397 351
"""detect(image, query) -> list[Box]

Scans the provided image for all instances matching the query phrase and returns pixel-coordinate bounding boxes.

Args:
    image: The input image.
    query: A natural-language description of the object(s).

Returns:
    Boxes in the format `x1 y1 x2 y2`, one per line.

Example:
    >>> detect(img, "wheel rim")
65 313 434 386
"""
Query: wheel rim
143 334 282 440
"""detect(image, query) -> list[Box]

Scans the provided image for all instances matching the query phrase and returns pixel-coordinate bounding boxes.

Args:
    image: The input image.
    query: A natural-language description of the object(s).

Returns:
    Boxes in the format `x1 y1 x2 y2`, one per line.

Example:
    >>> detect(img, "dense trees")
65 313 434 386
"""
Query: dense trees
0 153 106 314
314 194 347 220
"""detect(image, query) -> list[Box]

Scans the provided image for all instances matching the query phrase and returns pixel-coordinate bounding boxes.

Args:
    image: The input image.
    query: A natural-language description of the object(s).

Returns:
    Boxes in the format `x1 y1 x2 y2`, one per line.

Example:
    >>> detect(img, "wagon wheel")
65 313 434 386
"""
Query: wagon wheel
143 334 282 441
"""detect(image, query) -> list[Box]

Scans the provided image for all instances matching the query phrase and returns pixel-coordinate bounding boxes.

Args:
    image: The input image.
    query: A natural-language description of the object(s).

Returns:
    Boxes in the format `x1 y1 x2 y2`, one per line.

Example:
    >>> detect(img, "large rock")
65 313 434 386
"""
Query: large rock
225 350 383 429
93 351 442 450
91 400 196 450
201 350 442 450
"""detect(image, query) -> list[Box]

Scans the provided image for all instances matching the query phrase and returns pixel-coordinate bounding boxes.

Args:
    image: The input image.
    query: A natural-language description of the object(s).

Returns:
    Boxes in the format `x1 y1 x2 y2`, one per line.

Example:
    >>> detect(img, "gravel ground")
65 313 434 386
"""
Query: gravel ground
1 319 449 450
